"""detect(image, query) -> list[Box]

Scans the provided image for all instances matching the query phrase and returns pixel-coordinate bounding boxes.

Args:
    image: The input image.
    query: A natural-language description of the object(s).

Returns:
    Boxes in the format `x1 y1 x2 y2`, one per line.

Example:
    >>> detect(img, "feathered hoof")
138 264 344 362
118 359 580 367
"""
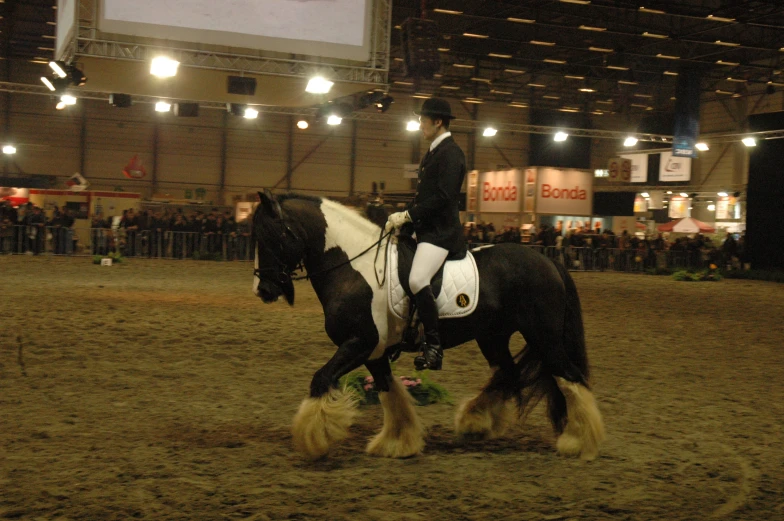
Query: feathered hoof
455 398 493 440
366 378 424 458
366 427 425 458
455 391 511 440
554 377 606 461
291 390 358 459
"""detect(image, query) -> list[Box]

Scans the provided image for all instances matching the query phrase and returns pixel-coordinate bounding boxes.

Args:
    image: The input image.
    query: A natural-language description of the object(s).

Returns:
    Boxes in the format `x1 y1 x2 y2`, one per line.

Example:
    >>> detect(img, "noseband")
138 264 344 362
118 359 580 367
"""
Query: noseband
253 216 304 288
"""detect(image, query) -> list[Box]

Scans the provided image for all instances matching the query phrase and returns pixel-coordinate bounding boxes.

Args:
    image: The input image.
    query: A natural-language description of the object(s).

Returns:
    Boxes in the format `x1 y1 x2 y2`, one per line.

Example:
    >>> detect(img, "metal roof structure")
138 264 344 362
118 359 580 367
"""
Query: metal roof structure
2 0 783 117
389 0 784 113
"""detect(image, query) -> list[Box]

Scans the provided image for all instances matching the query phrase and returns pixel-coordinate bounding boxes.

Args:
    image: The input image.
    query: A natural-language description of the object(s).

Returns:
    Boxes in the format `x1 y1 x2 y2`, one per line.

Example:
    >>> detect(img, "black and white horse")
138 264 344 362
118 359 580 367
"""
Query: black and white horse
252 191 605 460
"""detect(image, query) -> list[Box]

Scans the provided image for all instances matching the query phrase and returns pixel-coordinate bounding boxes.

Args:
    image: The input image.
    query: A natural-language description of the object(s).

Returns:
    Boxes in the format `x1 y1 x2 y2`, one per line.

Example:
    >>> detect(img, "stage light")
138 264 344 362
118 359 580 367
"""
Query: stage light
666 191 672 194
375 96 394 113
56 101 66 110
49 60 67 78
406 120 420 131
244 107 259 119
554 131 568 142
327 115 342 125
718 191 728 197
41 77 55 91
742 137 756 147
680 192 689 197
695 142 709 151
641 192 650 197
2 145 16 155
155 101 171 112
151 57 179 78
483 127 498 137
68 65 87 87
297 120 309 129
306 77 334 94
624 136 638 147
60 94 77 105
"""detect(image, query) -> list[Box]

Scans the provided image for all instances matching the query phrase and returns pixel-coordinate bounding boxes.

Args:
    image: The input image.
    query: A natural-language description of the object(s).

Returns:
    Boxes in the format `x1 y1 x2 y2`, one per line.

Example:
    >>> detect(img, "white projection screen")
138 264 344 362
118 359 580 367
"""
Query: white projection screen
99 0 373 62
55 0 77 60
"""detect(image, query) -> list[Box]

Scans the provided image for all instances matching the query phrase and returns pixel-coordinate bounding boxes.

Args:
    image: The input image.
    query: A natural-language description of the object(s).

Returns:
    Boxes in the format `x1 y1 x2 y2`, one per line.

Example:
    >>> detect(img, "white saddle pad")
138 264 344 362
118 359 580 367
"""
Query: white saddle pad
387 242 479 320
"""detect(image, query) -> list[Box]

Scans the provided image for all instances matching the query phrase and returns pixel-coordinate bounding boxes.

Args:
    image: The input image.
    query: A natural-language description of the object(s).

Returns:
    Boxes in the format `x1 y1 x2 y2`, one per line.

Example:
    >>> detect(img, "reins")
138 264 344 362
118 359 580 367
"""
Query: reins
291 228 393 286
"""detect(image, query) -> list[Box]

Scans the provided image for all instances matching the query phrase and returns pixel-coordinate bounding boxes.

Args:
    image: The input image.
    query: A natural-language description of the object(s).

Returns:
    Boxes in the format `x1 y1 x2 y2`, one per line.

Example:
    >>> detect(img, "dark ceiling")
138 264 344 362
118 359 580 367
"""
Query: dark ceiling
2 0 783 117
389 0 784 115
0 0 56 67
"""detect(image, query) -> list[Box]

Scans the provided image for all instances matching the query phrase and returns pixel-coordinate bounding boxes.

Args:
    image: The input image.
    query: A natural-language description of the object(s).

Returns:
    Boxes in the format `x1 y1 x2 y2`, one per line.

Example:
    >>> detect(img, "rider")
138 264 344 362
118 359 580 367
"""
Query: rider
385 98 467 370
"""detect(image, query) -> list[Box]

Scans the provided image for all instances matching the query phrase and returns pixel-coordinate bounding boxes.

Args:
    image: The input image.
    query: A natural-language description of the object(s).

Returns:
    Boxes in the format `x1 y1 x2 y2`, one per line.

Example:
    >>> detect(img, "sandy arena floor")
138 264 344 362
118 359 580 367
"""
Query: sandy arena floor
1 255 782 521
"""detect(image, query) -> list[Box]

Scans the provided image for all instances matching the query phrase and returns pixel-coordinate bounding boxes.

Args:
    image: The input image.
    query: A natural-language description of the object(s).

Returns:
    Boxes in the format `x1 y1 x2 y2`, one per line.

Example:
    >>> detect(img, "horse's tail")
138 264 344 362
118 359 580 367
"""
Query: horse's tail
511 259 592 433
552 259 590 382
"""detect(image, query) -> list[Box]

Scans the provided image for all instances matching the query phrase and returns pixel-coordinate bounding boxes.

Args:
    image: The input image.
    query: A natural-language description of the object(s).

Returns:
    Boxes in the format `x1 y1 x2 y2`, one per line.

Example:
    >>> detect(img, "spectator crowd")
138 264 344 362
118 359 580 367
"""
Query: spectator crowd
0 201 252 260
465 220 746 271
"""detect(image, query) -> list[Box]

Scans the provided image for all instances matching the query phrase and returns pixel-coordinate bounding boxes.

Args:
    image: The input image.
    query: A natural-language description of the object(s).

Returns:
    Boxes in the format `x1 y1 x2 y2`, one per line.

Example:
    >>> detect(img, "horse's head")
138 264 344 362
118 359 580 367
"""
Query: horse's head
252 190 305 305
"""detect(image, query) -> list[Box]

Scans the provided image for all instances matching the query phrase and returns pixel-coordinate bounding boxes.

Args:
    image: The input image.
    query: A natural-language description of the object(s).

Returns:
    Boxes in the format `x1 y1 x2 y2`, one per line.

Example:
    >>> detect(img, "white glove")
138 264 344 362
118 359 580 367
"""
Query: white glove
384 211 411 233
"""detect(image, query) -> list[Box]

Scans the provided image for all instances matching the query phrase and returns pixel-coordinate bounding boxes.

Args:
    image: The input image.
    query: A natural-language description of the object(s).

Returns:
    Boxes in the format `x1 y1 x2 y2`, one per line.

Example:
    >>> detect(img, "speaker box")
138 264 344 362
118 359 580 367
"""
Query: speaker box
227 76 256 96
174 102 199 117
109 93 132 108
400 18 440 79
746 111 784 270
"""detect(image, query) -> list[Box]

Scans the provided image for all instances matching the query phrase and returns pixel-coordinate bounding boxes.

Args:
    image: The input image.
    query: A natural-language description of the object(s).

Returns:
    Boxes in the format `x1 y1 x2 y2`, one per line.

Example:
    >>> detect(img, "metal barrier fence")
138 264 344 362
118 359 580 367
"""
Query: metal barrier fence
0 225 253 261
0 225 718 272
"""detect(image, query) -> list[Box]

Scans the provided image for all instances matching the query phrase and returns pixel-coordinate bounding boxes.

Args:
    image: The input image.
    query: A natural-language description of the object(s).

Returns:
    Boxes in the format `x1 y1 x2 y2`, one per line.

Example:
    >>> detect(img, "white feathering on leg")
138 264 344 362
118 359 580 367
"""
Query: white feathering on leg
367 377 425 458
554 376 606 461
291 390 358 459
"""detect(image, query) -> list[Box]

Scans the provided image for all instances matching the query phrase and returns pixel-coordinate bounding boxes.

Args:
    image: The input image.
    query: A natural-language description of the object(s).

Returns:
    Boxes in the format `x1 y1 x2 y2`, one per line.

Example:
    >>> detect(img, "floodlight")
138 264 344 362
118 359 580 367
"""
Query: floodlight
60 94 77 105
244 107 259 119
155 101 172 112
49 61 67 78
407 120 420 131
41 77 55 91
717 191 728 197
679 192 689 197
306 77 334 94
297 120 309 129
554 131 568 142
695 142 709 151
327 115 342 125
624 136 638 147
150 57 179 78
2 145 16 155
483 127 498 137
742 137 756 147
641 192 650 198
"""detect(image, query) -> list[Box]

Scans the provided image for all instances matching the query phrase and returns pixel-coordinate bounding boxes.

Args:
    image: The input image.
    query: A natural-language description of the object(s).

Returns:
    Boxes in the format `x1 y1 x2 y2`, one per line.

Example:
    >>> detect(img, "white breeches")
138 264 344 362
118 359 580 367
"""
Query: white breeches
409 242 449 295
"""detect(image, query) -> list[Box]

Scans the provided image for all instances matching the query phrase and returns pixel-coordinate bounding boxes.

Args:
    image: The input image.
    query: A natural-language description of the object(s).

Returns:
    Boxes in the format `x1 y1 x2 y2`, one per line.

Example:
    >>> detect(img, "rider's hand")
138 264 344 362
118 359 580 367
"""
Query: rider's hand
384 211 411 233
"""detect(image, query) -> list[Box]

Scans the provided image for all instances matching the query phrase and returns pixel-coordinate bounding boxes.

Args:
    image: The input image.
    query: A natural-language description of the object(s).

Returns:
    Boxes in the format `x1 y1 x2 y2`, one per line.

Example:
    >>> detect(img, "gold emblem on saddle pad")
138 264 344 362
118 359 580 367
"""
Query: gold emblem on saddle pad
456 293 470 308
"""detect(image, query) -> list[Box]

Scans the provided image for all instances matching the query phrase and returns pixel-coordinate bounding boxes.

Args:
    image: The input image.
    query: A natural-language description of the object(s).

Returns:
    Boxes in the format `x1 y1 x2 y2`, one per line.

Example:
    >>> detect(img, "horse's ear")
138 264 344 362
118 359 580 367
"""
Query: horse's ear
257 190 280 219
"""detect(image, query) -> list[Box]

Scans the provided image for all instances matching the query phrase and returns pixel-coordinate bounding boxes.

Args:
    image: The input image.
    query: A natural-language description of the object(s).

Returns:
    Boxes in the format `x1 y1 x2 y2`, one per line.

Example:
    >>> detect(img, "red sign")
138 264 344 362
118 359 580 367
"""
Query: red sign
535 168 593 215
123 155 147 179
483 181 518 202
541 184 587 200
478 169 523 213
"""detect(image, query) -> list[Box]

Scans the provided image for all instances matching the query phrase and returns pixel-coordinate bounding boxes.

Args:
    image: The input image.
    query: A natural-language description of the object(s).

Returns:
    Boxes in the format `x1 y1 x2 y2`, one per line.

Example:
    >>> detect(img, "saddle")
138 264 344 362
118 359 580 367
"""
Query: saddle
387 231 479 321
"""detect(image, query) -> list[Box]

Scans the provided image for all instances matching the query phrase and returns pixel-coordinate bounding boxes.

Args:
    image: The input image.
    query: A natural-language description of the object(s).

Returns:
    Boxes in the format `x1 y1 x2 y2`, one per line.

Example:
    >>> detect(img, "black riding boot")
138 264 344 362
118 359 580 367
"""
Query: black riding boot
413 286 443 371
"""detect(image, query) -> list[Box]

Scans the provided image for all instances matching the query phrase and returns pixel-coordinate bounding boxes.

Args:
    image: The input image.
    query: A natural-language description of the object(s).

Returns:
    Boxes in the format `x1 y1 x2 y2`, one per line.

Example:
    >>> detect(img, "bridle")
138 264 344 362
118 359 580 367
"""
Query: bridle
252 207 305 289
252 206 392 290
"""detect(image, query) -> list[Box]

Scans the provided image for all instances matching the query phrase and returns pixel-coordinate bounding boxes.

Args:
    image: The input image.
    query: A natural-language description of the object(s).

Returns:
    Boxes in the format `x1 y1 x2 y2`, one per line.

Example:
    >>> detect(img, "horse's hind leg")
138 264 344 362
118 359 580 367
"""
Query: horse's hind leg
552 376 605 461
364 356 424 458
455 332 516 440
291 337 370 459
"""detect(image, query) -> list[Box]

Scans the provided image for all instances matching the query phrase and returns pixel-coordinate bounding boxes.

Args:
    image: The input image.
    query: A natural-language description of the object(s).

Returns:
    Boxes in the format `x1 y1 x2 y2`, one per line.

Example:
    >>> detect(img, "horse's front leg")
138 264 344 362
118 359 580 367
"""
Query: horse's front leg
291 337 370 459
364 356 424 458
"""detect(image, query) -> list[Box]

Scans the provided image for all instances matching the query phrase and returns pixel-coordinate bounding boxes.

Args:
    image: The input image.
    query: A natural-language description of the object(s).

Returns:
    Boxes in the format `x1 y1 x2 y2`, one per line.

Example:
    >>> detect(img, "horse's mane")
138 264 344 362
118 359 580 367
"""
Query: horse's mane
277 192 381 234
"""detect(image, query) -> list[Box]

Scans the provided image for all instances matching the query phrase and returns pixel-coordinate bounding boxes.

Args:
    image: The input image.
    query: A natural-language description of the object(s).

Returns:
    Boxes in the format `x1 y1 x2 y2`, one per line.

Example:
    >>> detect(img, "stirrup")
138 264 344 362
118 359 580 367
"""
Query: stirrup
414 343 443 371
